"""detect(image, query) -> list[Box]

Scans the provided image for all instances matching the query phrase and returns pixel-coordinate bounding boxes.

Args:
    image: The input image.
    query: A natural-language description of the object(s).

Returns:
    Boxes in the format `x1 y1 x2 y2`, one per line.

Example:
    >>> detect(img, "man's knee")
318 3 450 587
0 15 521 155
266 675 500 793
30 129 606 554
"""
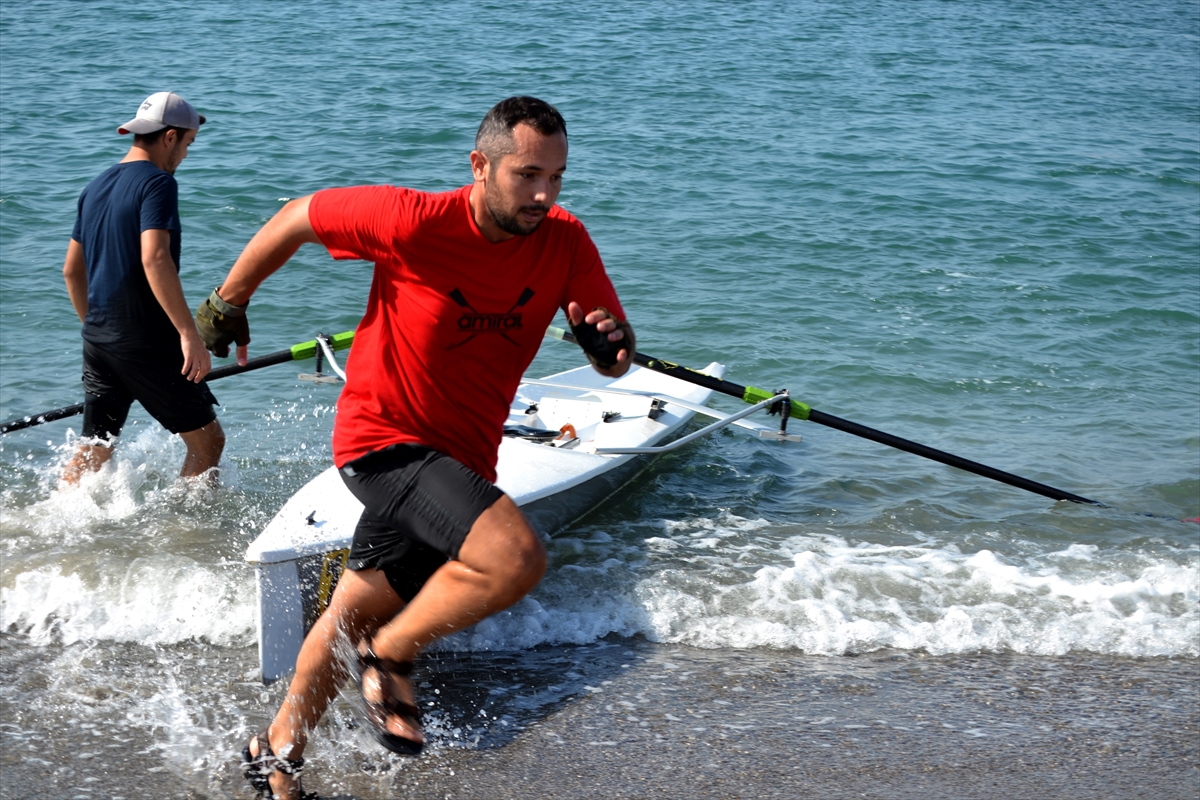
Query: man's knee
207 421 226 455
461 499 547 591
511 529 547 590
183 419 224 455
326 567 406 636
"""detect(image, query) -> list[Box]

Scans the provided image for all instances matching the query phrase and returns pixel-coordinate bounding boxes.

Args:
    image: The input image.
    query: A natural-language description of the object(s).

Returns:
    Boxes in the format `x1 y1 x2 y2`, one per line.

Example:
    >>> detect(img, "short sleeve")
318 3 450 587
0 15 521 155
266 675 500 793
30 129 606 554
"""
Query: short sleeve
309 186 411 263
72 193 83 242
139 173 180 232
563 223 625 321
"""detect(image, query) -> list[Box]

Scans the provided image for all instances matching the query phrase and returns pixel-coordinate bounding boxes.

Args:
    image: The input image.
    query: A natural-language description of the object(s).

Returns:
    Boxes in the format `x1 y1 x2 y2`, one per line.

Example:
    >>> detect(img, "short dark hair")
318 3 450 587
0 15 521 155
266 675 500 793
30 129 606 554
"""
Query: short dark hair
133 125 186 147
475 96 566 160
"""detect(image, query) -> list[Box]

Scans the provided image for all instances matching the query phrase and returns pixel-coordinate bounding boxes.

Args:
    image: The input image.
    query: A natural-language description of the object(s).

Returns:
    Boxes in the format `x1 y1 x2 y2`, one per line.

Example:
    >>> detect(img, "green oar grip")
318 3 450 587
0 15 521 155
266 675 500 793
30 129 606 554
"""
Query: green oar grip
290 331 355 361
742 386 811 420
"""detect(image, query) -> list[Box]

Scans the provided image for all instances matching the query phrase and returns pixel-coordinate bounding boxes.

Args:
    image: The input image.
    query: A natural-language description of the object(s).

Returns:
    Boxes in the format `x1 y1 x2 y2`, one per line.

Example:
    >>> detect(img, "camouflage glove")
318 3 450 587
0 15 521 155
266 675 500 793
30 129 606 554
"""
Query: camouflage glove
570 307 634 369
195 289 249 358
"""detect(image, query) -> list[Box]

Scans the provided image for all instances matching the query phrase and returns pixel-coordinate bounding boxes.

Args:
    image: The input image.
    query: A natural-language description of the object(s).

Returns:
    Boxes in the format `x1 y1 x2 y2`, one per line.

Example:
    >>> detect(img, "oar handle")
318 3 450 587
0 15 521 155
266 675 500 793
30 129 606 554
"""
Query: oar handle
638 356 1098 504
0 331 355 435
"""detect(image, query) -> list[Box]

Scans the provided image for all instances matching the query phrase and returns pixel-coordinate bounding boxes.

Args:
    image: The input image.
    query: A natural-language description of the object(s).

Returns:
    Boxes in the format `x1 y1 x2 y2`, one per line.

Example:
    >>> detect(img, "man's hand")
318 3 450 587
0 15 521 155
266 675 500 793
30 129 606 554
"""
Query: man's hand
567 302 634 373
196 288 250 362
180 329 212 383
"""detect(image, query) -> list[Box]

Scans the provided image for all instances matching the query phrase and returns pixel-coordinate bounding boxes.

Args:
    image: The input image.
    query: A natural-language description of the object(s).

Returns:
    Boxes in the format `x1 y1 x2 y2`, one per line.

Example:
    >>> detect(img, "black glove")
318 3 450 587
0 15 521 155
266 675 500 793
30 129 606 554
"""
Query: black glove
195 289 249 358
570 306 634 369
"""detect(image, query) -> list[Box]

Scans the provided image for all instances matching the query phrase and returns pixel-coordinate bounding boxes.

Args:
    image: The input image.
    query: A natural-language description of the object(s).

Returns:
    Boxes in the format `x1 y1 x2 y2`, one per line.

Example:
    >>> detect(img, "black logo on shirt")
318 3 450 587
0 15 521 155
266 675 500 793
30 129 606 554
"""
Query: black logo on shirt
448 287 534 349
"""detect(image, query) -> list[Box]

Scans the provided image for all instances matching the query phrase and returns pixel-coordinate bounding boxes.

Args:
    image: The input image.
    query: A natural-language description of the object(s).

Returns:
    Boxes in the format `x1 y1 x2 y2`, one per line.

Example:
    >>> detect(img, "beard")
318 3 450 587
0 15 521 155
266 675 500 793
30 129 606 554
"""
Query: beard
165 138 189 175
485 184 549 237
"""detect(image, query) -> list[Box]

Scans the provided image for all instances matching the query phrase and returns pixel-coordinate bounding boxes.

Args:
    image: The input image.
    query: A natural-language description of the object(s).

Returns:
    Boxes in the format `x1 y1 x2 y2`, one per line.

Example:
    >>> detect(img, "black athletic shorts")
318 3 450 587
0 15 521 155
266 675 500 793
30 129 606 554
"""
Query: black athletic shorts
339 443 504 602
80 339 218 440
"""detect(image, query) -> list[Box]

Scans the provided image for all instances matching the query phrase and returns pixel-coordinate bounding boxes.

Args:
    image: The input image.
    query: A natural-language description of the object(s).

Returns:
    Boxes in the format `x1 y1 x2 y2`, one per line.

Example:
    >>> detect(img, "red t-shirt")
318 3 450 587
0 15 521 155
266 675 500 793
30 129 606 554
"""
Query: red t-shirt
309 184 624 482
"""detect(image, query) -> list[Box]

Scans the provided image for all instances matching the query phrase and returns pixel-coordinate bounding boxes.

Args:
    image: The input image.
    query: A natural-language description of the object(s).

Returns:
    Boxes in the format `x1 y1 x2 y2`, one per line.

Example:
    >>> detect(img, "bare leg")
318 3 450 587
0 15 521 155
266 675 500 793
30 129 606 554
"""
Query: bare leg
60 442 115 485
178 419 224 481
369 494 547 735
257 568 405 799
257 495 545 798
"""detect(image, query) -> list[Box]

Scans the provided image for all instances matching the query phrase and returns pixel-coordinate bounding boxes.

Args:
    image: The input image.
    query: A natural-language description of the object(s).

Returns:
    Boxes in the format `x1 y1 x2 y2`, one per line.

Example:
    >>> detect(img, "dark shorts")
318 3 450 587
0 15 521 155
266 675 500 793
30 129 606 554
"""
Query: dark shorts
339 443 504 601
81 340 218 440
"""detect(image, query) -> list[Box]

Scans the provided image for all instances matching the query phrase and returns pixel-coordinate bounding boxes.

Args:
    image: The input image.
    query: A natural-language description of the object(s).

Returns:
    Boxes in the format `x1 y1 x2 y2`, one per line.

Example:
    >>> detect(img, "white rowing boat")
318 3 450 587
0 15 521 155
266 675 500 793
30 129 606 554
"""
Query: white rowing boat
246 357 808 683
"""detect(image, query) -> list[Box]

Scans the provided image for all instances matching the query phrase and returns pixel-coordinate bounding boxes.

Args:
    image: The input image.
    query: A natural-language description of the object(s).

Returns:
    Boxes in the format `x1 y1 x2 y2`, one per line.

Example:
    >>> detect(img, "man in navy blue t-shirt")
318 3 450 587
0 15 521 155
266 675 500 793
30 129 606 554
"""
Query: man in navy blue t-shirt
62 92 225 484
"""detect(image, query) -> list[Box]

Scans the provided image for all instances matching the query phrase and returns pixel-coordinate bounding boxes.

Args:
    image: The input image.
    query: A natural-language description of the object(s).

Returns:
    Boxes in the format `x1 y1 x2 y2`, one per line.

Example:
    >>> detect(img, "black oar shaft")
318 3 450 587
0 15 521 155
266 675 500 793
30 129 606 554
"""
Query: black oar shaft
207 347 299 380
1 332 354 435
1 402 87 434
804 407 1102 506
0 347 295 434
597 337 1103 507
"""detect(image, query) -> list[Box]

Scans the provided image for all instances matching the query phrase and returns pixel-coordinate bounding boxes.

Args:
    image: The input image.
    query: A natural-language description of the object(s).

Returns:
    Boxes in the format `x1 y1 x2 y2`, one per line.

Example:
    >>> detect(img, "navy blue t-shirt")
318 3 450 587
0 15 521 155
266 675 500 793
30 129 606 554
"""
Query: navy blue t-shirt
71 161 182 354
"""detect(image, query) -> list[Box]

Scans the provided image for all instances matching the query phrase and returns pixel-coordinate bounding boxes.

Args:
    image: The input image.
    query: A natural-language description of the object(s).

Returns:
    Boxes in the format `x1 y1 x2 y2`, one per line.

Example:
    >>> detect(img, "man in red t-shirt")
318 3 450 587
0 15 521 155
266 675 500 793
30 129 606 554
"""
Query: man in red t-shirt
200 97 634 799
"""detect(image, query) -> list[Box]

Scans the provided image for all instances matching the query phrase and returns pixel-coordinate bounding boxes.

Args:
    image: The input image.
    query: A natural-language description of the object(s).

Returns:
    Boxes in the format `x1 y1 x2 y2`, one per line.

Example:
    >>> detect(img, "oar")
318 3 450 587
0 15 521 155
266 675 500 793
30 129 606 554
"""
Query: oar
0 331 355 435
547 326 1104 507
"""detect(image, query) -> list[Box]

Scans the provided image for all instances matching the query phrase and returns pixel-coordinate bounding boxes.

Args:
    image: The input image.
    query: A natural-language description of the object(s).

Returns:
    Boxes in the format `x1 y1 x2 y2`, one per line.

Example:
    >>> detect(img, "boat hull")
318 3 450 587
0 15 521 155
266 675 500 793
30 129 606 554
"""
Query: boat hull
246 361 724 682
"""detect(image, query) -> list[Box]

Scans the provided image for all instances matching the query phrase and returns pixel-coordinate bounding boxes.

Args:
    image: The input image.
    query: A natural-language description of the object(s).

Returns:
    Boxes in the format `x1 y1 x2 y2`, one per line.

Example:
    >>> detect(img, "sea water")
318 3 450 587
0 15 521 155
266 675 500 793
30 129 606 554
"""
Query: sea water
0 0 1197 796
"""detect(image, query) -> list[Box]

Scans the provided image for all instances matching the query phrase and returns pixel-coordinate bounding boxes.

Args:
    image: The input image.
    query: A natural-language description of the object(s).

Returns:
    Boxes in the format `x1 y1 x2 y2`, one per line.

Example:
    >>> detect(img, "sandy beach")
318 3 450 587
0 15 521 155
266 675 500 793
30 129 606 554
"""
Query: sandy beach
2 640 1196 799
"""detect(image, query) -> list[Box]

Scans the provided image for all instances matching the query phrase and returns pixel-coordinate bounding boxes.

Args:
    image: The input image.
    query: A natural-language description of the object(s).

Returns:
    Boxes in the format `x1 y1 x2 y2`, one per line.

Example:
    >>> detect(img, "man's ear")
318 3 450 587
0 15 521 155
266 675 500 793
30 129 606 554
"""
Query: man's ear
161 127 179 149
470 149 489 182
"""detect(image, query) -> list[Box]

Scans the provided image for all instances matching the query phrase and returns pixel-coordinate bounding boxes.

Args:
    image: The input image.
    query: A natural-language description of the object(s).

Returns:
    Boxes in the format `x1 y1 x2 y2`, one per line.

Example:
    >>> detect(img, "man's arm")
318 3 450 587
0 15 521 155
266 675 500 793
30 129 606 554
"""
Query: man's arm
63 239 88 323
219 195 320 306
142 229 211 383
197 195 320 364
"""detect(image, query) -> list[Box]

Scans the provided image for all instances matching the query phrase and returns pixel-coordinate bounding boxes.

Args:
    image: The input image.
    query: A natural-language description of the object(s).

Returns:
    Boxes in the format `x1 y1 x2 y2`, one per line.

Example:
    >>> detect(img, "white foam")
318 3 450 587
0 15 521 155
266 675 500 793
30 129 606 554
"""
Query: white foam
2 427 233 548
0 559 255 647
4 438 1196 659
437 514 1199 658
1 428 256 647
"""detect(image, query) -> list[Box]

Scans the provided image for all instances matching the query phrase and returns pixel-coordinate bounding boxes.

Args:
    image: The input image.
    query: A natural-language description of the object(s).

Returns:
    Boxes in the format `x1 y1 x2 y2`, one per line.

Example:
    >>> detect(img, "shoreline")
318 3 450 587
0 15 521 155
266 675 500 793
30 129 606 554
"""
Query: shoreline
4 640 1196 799
392 646 1200 800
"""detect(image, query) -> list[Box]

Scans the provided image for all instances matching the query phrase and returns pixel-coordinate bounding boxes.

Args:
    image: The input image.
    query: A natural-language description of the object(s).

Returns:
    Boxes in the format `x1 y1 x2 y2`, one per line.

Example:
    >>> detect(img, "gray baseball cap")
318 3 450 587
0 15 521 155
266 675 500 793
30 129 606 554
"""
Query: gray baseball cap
117 92 206 135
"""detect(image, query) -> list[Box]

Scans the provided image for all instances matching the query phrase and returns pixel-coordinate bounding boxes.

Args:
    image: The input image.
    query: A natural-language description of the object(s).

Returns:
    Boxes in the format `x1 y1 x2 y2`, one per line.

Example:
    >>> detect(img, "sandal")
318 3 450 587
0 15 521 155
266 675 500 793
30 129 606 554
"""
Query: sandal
240 729 317 800
356 644 425 756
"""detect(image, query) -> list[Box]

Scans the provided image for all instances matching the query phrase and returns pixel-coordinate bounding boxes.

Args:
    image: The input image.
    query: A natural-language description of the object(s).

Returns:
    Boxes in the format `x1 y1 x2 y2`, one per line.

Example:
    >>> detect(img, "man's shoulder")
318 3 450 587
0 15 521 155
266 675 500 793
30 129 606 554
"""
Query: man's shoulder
544 203 592 239
84 161 174 196
316 184 465 203
311 184 466 224
314 182 463 206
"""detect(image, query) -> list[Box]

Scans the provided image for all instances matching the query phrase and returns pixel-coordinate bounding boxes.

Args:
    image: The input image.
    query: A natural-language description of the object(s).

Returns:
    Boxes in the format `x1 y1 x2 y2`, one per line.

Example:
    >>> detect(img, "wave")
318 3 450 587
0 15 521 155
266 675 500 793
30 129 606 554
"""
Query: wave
436 516 1199 659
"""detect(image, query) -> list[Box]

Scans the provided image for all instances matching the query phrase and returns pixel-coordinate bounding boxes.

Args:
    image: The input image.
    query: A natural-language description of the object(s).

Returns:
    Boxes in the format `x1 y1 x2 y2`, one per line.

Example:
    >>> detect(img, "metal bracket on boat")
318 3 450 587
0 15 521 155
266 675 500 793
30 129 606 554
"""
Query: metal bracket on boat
298 332 347 384
520 379 801 444
595 393 794 454
761 390 803 443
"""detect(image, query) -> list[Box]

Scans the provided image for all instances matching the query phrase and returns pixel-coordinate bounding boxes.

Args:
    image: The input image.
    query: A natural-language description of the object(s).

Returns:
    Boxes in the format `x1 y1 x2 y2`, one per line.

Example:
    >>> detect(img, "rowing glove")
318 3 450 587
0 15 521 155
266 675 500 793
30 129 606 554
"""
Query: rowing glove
195 289 250 358
570 307 635 369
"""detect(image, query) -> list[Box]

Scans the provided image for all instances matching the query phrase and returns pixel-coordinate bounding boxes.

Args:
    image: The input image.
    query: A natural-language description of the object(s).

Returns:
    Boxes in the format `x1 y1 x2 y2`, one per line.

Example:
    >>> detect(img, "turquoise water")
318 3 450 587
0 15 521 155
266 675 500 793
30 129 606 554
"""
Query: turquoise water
0 0 1197 795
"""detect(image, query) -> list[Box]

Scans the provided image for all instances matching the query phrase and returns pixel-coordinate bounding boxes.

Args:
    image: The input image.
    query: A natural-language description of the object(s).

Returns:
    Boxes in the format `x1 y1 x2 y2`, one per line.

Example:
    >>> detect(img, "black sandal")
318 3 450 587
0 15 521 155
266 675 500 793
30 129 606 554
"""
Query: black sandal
356 645 425 756
240 729 317 800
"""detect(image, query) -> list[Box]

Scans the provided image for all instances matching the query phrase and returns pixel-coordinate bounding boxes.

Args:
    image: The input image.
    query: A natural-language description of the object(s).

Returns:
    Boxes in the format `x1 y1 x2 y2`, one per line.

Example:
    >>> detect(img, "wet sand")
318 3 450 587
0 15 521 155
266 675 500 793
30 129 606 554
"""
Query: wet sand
2 640 1197 799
